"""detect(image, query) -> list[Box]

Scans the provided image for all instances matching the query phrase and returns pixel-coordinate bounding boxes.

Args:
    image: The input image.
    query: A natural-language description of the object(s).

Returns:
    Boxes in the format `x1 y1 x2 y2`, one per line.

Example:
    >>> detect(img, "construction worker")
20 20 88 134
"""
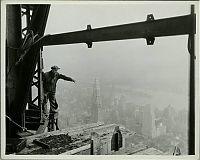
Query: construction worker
42 65 75 122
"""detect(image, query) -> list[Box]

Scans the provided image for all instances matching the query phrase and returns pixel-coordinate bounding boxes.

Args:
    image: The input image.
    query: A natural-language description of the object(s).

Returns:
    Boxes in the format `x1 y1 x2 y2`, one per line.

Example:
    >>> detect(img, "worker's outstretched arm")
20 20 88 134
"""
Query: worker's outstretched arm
59 74 75 83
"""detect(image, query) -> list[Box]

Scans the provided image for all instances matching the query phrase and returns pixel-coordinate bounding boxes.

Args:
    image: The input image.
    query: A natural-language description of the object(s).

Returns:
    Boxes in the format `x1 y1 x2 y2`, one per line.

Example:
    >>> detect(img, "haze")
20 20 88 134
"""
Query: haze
42 2 196 110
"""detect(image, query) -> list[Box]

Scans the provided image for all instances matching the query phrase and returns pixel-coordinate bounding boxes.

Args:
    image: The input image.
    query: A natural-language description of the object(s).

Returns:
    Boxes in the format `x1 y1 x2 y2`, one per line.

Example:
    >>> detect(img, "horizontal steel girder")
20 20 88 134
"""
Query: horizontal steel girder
42 14 195 46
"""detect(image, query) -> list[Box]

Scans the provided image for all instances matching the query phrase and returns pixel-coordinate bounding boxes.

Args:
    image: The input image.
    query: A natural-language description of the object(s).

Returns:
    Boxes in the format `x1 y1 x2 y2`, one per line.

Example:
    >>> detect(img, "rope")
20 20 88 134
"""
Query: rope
6 115 27 132
6 30 39 77
6 32 49 77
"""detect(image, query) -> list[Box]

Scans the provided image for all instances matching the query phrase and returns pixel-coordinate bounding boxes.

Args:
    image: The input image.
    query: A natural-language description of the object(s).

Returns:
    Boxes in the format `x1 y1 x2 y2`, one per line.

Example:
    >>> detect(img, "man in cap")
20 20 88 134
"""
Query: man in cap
42 65 75 122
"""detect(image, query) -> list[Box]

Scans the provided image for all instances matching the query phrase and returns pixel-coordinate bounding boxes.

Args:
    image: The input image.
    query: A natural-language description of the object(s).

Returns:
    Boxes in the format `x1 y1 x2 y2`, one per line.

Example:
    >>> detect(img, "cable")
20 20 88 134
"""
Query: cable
6 115 27 132
6 30 40 77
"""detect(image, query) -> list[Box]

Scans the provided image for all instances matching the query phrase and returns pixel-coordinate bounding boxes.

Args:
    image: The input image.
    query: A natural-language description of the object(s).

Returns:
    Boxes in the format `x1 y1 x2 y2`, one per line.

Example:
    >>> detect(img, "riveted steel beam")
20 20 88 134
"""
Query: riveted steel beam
42 14 195 47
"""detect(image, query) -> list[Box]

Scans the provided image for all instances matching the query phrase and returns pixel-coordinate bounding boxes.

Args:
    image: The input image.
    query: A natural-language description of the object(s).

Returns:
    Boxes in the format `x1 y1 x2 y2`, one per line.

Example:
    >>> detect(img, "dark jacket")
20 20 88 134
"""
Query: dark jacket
42 71 73 93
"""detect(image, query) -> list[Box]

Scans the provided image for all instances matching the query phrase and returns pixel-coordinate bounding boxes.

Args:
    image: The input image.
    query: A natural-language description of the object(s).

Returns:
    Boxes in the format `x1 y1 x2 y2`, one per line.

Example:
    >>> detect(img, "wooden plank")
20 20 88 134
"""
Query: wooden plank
33 139 51 149
60 144 91 155
6 138 27 154
25 116 40 121
25 109 40 117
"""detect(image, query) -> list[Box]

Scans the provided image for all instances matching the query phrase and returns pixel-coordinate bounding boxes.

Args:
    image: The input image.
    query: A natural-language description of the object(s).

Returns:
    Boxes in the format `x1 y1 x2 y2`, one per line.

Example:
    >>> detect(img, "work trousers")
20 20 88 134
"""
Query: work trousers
42 92 58 117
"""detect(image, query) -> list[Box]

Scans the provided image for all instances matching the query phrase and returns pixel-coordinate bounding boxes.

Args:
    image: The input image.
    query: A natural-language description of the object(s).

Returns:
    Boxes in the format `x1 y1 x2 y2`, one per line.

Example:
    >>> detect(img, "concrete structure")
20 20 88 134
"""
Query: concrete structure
18 123 133 155
111 143 164 155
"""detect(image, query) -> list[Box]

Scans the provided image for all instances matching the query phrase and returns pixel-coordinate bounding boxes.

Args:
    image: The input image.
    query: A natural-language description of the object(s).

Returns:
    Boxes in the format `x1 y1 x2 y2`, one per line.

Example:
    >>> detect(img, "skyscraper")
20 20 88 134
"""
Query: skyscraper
91 79 103 123
141 104 156 138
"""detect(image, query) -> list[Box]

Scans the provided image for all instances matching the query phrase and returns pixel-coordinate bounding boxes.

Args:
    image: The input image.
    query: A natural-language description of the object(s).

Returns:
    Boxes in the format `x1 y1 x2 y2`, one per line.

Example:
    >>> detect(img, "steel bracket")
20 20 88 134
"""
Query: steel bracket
86 25 93 48
188 34 195 59
146 14 155 45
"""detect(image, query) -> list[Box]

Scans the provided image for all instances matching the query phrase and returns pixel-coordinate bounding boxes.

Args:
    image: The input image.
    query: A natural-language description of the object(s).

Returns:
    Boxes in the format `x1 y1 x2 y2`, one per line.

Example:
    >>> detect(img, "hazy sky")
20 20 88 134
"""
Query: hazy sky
42 2 198 109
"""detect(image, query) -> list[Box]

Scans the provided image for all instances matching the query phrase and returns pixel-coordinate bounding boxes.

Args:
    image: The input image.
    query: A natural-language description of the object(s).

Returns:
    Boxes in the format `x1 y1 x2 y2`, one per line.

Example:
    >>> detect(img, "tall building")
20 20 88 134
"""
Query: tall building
141 104 156 138
91 79 103 123
155 119 166 137
163 105 176 133
118 95 126 125
134 106 143 134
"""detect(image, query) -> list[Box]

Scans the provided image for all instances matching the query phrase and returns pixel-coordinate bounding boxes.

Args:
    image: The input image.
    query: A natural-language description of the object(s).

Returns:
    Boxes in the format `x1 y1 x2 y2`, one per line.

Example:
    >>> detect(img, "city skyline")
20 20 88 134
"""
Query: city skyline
42 2 195 112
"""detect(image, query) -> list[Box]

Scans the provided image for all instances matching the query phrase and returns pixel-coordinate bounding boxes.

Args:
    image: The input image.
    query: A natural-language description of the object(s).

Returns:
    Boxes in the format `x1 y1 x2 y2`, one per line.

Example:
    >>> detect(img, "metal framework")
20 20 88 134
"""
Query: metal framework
6 4 50 135
21 5 44 130
6 4 196 154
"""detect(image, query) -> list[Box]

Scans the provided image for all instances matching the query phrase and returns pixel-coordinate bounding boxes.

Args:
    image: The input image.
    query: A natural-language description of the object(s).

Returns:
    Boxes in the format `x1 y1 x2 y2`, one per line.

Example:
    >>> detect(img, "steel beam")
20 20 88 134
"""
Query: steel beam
42 14 195 46
188 5 195 155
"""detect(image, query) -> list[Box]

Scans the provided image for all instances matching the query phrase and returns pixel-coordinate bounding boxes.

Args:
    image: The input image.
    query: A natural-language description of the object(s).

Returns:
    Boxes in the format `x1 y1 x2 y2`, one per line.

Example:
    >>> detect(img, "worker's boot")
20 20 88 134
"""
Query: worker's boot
40 113 49 124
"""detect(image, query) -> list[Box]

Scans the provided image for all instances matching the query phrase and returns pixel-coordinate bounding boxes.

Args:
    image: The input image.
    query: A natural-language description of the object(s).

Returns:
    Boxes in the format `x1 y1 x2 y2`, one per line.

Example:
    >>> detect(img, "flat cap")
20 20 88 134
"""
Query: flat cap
51 65 60 70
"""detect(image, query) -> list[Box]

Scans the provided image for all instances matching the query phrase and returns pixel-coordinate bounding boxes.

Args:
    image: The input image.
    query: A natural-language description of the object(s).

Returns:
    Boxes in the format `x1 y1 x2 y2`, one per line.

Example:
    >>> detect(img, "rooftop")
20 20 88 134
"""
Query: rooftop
17 122 133 155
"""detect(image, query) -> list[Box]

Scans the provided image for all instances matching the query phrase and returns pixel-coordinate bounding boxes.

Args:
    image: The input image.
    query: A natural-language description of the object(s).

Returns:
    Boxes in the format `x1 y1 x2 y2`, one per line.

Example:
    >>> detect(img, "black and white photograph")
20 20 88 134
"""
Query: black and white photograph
1 1 199 159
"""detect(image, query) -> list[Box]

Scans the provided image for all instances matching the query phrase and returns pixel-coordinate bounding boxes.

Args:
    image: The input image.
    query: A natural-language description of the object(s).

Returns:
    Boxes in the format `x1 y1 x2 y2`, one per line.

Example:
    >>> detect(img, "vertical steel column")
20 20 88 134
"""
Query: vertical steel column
24 6 33 111
26 6 30 27
38 49 43 118
188 5 195 155
6 5 22 137
90 140 94 155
